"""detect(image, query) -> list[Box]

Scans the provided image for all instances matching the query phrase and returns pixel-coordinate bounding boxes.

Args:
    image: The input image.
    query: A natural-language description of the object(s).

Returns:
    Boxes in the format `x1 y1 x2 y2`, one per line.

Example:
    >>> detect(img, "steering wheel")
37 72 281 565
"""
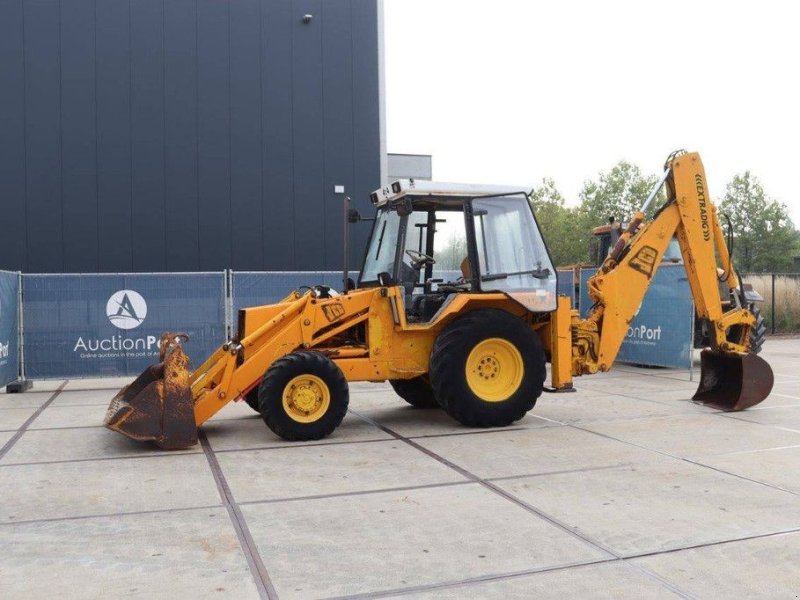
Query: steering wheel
405 249 436 268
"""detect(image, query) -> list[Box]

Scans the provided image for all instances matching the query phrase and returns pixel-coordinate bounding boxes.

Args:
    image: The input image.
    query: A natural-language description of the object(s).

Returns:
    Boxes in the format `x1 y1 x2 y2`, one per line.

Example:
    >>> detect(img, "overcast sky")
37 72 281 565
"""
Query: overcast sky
384 0 800 225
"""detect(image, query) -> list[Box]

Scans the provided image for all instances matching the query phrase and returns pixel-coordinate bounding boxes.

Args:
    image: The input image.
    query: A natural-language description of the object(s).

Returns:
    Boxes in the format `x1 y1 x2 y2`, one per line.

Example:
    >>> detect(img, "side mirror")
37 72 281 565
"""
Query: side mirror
347 208 361 223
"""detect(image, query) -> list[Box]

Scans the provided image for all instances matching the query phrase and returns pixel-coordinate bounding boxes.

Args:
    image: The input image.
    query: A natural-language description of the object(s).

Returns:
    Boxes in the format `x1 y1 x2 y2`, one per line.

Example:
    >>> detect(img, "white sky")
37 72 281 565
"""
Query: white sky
384 0 800 226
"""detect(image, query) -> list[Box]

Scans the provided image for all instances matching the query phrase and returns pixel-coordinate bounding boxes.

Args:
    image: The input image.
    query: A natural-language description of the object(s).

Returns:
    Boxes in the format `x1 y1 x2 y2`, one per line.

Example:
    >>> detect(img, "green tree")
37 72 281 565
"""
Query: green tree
718 172 798 272
529 178 584 266
566 161 662 266
578 161 660 226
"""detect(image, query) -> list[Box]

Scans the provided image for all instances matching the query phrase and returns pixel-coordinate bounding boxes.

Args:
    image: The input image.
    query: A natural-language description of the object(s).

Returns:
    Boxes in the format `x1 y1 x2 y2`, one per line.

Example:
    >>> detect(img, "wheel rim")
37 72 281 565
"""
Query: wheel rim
282 374 331 423
465 338 524 402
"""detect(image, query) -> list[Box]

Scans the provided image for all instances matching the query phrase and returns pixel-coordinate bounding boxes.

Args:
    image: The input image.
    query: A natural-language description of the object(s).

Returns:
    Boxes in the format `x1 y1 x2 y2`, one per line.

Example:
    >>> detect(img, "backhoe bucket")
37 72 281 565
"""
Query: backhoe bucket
104 333 197 449
693 349 774 411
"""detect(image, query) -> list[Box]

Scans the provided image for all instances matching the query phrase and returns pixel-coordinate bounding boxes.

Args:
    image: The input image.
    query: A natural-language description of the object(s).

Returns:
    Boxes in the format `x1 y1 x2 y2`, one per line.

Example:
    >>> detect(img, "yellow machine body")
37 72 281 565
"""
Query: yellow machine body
190 288 533 425
105 151 774 449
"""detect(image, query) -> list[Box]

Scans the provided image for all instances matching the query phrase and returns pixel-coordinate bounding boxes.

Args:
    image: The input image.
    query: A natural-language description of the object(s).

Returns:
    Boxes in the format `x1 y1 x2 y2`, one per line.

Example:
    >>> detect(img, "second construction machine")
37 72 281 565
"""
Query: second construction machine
106 151 774 449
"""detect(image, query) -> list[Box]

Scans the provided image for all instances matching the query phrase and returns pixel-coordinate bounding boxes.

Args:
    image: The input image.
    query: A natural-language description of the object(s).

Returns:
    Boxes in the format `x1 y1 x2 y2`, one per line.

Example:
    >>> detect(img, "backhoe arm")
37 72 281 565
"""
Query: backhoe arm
570 151 773 410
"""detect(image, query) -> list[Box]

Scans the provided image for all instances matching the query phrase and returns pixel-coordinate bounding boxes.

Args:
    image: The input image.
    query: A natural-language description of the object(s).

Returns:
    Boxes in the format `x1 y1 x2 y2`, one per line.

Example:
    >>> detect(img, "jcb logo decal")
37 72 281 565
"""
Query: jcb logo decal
629 246 658 279
322 302 346 322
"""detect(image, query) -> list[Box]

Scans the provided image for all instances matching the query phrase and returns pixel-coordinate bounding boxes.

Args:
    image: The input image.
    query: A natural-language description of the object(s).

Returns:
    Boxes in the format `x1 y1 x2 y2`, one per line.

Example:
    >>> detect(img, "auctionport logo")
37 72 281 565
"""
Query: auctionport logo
626 324 662 345
73 289 158 358
106 290 147 330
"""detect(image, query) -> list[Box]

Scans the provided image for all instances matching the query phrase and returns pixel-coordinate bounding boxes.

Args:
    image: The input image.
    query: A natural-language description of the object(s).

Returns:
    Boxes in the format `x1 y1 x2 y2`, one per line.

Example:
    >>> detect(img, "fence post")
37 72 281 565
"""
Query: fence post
771 272 776 335
7 271 32 392
17 271 23 382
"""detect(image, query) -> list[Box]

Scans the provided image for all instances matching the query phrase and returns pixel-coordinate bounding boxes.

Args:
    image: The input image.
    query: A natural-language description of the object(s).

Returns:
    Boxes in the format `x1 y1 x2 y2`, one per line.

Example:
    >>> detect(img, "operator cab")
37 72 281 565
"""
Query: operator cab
358 180 558 322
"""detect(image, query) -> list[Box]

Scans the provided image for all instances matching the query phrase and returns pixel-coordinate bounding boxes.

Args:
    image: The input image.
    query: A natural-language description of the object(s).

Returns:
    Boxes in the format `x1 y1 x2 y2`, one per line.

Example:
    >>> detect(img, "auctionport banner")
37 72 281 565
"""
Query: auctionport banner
579 264 693 368
0 271 20 387
22 273 226 379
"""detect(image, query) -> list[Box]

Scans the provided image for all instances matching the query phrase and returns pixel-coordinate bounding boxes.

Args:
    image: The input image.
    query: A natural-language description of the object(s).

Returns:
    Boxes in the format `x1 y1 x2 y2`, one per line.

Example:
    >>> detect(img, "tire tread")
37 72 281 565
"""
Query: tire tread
429 309 545 427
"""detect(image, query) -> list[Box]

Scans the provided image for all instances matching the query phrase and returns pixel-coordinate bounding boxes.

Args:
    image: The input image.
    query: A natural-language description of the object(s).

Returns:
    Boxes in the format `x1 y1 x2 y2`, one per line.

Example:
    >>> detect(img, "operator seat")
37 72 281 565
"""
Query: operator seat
460 256 471 280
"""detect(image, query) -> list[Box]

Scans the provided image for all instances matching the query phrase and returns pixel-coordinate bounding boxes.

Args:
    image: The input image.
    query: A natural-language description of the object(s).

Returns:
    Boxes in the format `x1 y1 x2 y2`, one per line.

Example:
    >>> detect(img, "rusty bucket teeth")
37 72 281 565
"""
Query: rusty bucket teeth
693 349 774 411
104 332 197 450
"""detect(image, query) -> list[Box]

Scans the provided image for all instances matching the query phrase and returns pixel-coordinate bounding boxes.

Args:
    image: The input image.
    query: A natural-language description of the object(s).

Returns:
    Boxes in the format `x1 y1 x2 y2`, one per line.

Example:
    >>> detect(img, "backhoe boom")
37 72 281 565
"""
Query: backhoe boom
570 151 773 409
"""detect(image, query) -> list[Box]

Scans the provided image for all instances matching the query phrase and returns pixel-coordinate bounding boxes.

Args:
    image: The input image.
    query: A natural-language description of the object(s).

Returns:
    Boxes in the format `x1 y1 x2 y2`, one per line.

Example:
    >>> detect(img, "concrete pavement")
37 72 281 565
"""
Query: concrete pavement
1 338 799 599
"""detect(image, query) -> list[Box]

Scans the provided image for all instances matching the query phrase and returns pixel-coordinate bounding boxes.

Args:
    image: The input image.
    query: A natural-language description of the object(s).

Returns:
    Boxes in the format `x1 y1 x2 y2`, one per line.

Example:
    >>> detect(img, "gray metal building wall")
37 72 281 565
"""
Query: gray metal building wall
0 0 382 273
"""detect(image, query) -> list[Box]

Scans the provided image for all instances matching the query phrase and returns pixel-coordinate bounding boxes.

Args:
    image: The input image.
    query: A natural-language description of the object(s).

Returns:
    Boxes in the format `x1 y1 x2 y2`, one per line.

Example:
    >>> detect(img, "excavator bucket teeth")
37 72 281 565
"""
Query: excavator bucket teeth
104 333 197 450
693 350 774 411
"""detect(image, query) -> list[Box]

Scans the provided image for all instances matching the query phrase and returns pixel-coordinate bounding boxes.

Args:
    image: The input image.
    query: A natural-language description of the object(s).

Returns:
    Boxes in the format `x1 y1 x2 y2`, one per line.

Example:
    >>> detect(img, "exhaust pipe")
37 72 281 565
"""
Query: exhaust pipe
104 333 197 450
693 349 774 411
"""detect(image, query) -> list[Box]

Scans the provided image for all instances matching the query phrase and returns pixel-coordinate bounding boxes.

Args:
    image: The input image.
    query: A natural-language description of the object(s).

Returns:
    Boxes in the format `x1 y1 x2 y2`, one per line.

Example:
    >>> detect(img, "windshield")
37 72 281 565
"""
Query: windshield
360 209 401 284
472 195 557 311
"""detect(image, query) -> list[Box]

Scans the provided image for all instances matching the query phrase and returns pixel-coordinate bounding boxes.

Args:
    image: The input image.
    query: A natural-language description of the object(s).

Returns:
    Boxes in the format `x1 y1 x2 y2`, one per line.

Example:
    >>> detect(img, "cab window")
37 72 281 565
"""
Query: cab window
472 195 557 306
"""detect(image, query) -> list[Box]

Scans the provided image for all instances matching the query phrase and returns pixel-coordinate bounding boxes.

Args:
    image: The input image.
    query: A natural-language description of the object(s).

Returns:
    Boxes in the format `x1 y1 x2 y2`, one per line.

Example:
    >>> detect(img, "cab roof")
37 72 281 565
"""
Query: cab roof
369 179 529 207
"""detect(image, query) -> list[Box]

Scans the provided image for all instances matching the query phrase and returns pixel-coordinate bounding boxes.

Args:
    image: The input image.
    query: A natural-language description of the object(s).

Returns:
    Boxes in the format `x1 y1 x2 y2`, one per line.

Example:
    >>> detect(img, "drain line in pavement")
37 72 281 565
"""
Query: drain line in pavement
0 380 68 461
199 430 277 600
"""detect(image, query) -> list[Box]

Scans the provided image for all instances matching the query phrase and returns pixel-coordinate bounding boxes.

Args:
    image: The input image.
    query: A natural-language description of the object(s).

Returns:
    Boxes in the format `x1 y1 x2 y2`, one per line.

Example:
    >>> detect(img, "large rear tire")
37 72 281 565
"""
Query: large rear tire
389 376 439 408
430 309 545 427
258 351 349 441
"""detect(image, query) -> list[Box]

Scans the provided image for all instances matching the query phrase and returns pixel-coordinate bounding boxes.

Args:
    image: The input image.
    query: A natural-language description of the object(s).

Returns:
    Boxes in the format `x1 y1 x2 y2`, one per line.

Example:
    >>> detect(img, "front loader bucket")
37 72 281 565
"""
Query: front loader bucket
693 350 774 411
104 333 197 449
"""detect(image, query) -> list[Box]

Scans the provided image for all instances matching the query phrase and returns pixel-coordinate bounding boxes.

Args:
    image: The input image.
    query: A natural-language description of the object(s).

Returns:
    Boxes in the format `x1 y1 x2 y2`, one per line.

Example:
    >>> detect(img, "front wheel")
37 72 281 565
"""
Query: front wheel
244 388 260 412
258 351 349 441
430 309 545 427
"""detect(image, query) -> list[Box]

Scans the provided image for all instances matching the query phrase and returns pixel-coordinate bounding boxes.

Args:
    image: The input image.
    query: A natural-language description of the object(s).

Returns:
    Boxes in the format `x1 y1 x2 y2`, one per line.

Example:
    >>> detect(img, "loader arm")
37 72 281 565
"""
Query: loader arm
190 288 378 425
571 151 773 409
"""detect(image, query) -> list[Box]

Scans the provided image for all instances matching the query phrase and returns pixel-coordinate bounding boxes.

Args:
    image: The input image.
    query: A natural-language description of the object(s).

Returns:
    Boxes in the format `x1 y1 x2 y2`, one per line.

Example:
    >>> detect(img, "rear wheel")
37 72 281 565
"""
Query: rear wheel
389 376 438 408
430 309 545 427
258 351 349 441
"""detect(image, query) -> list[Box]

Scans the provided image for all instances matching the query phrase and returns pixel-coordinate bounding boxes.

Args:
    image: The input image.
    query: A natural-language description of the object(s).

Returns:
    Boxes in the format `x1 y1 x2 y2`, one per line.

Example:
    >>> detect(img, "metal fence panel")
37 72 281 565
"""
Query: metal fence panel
578 268 595 319
741 272 800 334
556 270 576 305
579 264 693 368
230 271 342 315
0 270 20 386
22 273 226 379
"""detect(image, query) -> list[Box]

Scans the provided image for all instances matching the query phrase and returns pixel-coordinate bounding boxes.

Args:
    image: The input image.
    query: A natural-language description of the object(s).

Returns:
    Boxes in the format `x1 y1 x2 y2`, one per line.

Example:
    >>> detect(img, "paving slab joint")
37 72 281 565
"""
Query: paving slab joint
0 380 68 461
198 430 278 599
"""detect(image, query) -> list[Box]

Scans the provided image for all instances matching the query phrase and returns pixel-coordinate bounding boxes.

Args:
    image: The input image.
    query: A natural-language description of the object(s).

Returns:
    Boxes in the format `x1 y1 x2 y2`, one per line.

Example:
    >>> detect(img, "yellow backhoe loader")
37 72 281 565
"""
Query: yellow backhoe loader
105 151 774 449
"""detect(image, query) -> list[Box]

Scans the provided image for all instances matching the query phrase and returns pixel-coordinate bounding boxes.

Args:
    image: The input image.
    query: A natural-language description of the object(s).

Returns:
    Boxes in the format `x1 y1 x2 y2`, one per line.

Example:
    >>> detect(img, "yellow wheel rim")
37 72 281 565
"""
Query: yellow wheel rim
282 374 331 423
465 338 524 402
